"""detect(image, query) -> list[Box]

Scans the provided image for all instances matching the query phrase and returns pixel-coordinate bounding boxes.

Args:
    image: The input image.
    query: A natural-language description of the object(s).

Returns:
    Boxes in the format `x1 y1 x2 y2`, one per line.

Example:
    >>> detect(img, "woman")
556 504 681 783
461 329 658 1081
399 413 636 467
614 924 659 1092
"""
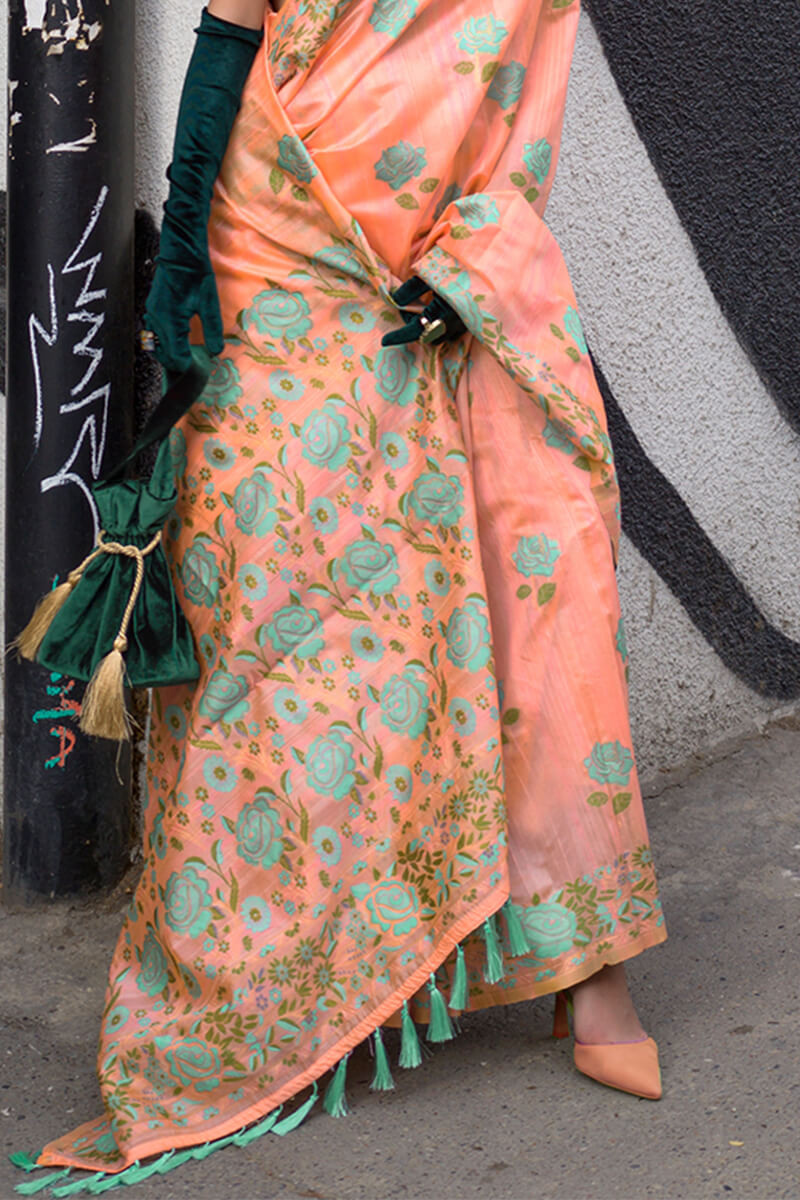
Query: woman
20 0 666 1188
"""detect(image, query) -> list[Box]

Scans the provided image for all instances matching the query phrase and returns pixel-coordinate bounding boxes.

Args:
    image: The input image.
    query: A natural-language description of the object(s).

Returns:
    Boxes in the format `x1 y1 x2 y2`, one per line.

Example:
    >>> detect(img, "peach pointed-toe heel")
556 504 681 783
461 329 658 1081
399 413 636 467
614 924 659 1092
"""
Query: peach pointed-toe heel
552 990 662 1100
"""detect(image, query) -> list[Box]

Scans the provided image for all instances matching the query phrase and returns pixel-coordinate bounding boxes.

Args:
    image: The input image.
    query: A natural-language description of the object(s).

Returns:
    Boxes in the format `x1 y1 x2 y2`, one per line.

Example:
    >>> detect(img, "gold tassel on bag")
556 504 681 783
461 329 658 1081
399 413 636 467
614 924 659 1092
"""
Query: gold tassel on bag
12 548 104 662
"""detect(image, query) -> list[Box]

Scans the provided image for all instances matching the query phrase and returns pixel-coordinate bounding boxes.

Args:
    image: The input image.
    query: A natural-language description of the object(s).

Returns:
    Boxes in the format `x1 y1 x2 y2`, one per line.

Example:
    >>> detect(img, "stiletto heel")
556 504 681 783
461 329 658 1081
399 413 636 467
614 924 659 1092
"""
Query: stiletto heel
551 987 662 1100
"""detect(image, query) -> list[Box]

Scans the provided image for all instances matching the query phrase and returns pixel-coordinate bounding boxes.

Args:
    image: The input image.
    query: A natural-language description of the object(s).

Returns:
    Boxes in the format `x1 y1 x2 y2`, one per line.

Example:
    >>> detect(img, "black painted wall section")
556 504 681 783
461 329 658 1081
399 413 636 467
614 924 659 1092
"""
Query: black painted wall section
584 0 800 434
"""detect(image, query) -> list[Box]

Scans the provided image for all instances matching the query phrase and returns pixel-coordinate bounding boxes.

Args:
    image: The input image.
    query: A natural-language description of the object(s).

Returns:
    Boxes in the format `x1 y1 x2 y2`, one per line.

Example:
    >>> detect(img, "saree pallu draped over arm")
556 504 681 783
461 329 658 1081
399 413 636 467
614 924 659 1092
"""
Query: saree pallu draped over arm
32 0 665 1182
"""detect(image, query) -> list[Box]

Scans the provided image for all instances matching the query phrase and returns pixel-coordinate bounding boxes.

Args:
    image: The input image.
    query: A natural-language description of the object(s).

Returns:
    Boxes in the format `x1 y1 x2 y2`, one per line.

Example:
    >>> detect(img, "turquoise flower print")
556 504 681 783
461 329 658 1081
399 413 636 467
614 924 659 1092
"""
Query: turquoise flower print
456 15 508 54
616 617 628 660
448 697 477 736
203 754 238 793
241 288 312 341
274 686 308 724
373 345 420 407
168 427 188 480
362 878 420 936
379 432 409 469
523 138 552 185
310 496 339 534
198 633 217 670
584 740 635 787
313 243 369 283
165 866 213 939
338 303 377 334
203 437 236 471
424 559 451 596
149 813 168 859
268 368 306 402
233 470 278 538
204 357 243 409
380 666 430 738
312 825 342 866
409 470 465 528
238 562 269 601
163 705 186 739
136 929 168 997
236 796 284 869
374 140 427 191
386 764 413 802
487 61 526 110
351 625 385 662
542 417 575 454
435 269 484 334
181 537 219 608
336 539 400 595
198 668 249 724
276 133 318 183
445 599 492 673
517 900 577 959
105 1005 129 1035
264 604 324 660
563 305 588 354
454 195 501 229
369 0 417 37
165 1038 221 1092
241 896 272 933
301 403 352 471
306 731 356 800
512 534 561 578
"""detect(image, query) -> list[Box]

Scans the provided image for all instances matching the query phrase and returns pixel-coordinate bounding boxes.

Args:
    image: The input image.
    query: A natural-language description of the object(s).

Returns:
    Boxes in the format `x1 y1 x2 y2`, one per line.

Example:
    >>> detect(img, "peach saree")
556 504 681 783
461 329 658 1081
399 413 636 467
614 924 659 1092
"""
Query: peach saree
30 0 665 1185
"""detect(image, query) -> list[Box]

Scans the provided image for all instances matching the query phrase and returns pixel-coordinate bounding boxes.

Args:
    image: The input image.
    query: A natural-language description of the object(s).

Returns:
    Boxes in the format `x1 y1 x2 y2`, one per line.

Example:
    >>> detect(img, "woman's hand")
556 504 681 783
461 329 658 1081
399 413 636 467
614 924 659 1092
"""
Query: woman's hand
208 0 269 28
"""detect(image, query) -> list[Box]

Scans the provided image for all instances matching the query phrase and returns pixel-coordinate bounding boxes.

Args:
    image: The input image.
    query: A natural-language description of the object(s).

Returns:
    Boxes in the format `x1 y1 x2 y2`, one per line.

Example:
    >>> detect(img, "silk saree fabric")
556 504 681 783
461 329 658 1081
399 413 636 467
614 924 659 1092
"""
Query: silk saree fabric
36 0 666 1179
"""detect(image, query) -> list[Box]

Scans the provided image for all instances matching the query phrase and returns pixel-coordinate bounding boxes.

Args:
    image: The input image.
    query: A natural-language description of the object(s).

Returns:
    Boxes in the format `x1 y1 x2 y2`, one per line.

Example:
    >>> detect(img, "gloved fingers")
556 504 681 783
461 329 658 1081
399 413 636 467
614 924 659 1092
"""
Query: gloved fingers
198 273 225 358
389 275 431 308
381 317 425 347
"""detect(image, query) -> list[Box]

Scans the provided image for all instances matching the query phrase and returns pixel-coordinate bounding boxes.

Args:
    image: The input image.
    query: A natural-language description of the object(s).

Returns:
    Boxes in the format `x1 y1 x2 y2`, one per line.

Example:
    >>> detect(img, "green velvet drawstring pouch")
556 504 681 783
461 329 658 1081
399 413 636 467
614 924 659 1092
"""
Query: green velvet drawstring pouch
15 348 211 740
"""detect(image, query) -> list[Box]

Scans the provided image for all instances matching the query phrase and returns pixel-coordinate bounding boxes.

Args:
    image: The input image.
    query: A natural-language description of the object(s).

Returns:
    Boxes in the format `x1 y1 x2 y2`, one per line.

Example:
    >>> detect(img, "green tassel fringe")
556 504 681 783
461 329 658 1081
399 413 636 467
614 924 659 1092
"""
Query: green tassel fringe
53 1178 100 1197
323 1054 350 1118
449 944 468 1011
426 973 455 1043
370 1027 395 1092
272 1085 318 1135
482 915 504 984
9 1154 42 1174
399 1000 423 1068
503 899 530 957
15 1170 71 1195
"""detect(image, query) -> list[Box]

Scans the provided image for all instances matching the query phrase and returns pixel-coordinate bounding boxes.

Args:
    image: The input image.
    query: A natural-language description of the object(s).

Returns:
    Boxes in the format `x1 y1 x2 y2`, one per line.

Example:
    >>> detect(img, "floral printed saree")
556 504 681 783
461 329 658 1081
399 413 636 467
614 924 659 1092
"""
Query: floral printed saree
26 0 666 1187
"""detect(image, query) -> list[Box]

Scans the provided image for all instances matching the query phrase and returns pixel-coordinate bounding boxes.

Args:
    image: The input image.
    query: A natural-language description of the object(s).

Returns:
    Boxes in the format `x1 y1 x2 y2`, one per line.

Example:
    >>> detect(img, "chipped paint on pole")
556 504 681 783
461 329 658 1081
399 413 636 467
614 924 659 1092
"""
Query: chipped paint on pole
4 0 135 900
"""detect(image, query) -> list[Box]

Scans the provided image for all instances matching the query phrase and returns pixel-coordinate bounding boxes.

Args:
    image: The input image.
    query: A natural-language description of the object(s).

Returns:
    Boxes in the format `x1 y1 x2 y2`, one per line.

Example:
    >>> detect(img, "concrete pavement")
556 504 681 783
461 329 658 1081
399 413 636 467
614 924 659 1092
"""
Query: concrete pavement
1 721 799 1200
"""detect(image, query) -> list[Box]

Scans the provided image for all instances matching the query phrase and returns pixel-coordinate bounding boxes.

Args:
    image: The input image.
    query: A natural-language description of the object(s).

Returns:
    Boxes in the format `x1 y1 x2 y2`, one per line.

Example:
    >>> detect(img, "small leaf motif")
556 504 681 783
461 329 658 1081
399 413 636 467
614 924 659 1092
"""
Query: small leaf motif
450 224 472 239
419 177 440 193
587 791 609 807
612 792 632 815
395 192 420 210
454 60 475 74
537 582 556 606
516 584 532 600
481 61 499 83
269 167 285 194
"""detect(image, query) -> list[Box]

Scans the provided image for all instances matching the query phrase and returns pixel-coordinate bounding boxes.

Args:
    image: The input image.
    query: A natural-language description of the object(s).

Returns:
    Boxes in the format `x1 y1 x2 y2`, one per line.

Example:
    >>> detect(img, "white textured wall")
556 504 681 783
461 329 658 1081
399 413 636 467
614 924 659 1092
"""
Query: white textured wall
2 4 797 787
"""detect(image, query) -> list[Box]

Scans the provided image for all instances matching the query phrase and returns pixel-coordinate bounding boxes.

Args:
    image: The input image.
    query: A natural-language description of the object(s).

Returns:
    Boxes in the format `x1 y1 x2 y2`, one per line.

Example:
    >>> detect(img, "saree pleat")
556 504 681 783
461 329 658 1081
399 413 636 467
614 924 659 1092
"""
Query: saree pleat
37 0 665 1175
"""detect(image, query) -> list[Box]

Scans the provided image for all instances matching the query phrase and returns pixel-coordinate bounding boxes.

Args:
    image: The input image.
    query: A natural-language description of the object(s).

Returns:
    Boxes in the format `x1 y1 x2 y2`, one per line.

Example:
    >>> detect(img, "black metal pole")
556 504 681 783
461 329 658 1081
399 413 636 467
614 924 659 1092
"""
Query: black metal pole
4 0 135 902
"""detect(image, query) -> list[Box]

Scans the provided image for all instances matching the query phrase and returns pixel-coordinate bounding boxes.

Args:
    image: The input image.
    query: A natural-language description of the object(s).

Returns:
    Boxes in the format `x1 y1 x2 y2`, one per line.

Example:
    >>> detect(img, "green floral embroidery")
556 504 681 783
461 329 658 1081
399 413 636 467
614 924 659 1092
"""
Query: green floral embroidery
235 797 284 869
584 740 635 787
374 140 427 190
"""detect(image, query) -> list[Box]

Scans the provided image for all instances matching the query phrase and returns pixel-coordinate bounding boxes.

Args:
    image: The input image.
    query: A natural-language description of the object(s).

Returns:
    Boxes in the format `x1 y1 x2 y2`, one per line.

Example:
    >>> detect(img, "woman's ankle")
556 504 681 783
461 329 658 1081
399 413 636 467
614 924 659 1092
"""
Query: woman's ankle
568 964 648 1046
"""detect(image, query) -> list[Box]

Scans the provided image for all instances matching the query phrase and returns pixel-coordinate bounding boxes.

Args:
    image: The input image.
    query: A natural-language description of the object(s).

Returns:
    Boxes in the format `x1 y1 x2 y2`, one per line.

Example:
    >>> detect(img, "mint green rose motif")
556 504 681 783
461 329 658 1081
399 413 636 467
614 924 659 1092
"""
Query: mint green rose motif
233 470 278 537
204 357 243 409
373 345 420 407
517 900 577 959
136 929 168 997
584 740 635 786
380 665 430 738
455 195 501 230
445 599 491 673
305 731 356 800
563 305 588 354
374 140 427 191
301 403 352 471
236 796 284 869
336 539 400 596
165 1037 221 1092
276 133 318 183
616 617 628 661
198 668 249 724
433 269 484 335
456 15 508 54
409 470 464 528
487 61 526 110
363 878 420 936
164 867 213 939
313 243 370 284
369 0 418 36
523 138 552 185
241 288 312 341
542 417 576 454
263 603 324 660
512 534 561 578
181 537 219 609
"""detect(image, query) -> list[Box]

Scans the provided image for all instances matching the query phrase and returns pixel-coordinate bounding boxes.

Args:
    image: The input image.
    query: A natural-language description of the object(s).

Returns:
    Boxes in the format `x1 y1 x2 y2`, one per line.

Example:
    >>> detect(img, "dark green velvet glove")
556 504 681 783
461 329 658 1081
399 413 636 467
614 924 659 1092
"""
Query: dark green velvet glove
144 8 263 374
381 276 468 348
